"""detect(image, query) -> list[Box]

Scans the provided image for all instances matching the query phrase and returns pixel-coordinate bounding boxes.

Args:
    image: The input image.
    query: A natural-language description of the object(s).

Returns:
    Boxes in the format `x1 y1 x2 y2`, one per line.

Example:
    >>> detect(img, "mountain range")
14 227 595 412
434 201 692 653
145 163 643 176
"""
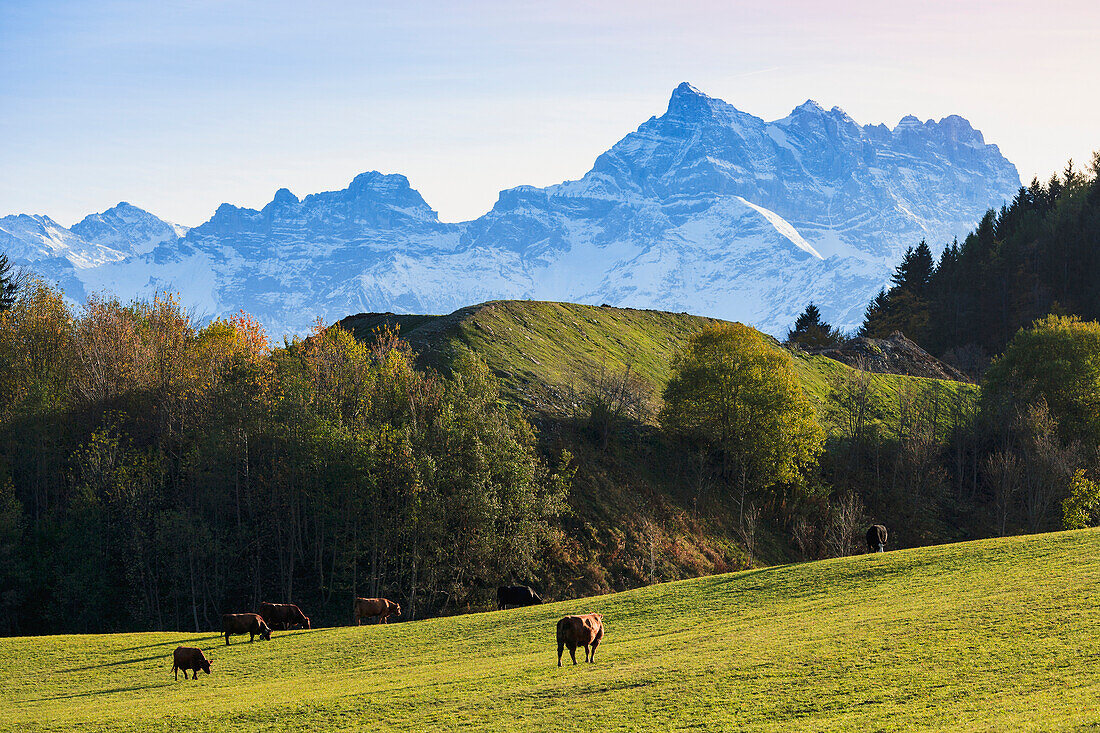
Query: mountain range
0 83 1020 337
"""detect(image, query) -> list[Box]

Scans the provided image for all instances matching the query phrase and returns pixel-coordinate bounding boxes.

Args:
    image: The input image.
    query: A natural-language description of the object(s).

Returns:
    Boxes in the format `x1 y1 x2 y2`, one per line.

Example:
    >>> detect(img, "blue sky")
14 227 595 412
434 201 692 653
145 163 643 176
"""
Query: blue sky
2 0 1098 226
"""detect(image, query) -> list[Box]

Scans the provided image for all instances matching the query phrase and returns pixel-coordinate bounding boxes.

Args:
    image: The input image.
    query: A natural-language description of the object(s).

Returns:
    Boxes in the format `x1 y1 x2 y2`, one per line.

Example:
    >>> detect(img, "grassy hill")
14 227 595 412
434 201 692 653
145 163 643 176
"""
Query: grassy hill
3 529 1097 731
338 301 979 589
338 300 976 425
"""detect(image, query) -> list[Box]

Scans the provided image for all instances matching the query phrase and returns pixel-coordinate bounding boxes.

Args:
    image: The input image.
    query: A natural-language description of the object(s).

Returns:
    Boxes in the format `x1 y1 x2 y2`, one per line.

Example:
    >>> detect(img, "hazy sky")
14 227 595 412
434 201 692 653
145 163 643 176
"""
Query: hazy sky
2 0 1097 227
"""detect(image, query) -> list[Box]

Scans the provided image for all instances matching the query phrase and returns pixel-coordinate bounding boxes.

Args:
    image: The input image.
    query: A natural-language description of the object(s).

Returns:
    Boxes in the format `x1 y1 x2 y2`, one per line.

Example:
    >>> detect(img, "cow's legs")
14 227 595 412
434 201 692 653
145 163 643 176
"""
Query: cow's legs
225 633 230 646
173 665 178 680
557 641 565 667
590 639 600 663
569 644 578 665
583 644 590 662
249 632 254 642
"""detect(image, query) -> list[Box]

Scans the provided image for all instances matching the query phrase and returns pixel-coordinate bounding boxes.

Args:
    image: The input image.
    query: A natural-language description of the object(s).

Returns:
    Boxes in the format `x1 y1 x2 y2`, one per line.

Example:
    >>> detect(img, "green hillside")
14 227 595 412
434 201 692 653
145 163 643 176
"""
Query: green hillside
3 529 1097 731
339 301 980 588
338 300 976 424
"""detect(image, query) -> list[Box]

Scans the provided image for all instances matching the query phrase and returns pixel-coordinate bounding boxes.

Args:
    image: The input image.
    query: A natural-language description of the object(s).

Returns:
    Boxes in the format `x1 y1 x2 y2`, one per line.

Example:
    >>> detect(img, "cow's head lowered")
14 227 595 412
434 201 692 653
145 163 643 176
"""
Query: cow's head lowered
259 621 272 641
200 658 212 675
391 601 403 618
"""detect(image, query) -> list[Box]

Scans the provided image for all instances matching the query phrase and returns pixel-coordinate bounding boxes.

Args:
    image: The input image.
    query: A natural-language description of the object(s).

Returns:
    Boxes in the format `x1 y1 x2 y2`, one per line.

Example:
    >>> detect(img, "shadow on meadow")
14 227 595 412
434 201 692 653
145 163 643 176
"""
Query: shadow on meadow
59 653 177 673
26 682 173 702
118 635 223 652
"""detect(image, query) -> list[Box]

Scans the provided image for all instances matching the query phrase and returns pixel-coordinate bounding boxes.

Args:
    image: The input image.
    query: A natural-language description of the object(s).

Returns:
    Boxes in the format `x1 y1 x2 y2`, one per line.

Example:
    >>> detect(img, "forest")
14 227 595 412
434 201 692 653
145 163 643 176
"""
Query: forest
858 153 1100 371
0 283 570 634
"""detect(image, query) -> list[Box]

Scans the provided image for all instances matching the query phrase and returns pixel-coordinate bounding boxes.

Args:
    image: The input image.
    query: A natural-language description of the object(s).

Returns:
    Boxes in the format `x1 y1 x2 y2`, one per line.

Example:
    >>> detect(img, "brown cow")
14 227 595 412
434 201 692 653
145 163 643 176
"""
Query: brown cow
556 613 604 667
353 597 401 625
172 646 211 680
260 602 311 630
222 613 272 645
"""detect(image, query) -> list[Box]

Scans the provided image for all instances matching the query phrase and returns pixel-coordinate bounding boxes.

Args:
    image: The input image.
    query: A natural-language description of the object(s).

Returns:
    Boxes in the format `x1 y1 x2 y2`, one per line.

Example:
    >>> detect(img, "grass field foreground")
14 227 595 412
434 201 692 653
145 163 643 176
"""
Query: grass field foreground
2 529 1098 731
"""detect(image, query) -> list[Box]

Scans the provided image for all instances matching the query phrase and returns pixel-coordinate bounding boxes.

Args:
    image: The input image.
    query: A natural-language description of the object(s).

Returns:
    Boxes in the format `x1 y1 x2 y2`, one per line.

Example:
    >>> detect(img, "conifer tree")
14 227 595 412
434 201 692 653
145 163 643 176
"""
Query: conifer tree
858 289 890 338
857 152 1100 358
787 302 844 349
0 254 18 312
890 241 935 293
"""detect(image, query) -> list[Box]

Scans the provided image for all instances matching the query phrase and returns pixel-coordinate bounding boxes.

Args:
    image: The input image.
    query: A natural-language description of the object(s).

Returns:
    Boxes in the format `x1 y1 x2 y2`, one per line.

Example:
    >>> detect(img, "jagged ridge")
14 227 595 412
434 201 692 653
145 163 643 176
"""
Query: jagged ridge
1 83 1019 337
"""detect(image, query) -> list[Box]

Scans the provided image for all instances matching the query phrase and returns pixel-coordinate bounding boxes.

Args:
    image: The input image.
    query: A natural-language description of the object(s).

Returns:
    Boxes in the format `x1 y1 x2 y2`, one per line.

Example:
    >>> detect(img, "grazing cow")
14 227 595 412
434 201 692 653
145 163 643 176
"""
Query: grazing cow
222 613 272 645
497 585 543 610
172 646 211 680
260 602 311 630
353 597 402 625
867 524 888 553
556 614 604 667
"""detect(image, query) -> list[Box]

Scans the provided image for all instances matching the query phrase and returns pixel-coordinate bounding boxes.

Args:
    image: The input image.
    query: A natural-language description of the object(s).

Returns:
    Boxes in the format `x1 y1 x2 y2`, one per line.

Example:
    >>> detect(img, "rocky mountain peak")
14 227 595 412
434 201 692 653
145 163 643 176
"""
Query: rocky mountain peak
665 81 735 120
270 187 299 206
2 84 1022 339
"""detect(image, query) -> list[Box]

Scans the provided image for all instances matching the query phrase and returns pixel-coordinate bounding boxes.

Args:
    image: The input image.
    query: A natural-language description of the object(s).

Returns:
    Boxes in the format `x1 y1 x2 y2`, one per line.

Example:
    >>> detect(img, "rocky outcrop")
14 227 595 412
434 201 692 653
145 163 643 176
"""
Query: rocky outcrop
813 332 971 382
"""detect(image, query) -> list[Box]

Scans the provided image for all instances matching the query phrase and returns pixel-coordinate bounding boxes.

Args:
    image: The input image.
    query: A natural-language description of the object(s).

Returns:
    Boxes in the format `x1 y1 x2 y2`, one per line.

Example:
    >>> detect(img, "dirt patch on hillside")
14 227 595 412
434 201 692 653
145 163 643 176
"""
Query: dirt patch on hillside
810 331 971 382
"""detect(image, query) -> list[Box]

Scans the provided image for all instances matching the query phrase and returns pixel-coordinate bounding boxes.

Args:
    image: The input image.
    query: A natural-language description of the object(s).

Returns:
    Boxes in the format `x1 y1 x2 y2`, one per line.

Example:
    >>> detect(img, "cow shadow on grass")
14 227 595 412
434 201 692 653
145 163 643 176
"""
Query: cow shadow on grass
58 653 175 673
25 681 173 702
713 565 793 588
118 634 222 652
118 628 327 653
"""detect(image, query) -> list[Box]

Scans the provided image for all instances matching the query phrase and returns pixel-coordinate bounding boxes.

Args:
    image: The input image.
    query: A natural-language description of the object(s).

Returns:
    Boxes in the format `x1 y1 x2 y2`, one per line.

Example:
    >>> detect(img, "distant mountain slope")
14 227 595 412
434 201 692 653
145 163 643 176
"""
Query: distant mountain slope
71 202 188 257
2 83 1019 336
0 204 187 301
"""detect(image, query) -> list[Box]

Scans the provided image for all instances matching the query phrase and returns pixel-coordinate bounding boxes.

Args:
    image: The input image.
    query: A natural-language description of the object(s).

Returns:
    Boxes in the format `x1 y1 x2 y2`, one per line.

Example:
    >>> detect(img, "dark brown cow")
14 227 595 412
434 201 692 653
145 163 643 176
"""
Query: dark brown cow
222 613 272 645
556 613 604 667
497 585 543 610
172 646 211 680
866 524 888 553
260 602 311 630
353 597 401 625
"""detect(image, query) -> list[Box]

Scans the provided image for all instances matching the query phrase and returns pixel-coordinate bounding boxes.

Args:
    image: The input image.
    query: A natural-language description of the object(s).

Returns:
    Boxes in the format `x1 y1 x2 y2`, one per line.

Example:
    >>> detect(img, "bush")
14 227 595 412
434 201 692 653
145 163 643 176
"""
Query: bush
983 315 1100 444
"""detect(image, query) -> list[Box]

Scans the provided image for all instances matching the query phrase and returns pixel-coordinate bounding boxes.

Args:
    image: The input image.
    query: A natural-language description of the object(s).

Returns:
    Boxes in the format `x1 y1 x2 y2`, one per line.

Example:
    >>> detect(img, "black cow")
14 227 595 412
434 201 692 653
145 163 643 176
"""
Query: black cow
497 585 543 609
866 524 888 553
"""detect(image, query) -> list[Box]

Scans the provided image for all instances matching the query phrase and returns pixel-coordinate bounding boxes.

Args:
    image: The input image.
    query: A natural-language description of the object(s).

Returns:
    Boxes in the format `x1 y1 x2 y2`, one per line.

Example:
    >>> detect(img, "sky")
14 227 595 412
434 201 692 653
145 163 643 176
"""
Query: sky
1 0 1098 227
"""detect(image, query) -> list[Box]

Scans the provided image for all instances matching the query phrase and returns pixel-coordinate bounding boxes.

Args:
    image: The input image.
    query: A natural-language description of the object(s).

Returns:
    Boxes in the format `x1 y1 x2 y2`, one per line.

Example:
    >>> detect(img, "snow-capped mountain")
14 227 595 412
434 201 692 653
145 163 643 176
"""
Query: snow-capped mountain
71 202 189 257
1 83 1019 337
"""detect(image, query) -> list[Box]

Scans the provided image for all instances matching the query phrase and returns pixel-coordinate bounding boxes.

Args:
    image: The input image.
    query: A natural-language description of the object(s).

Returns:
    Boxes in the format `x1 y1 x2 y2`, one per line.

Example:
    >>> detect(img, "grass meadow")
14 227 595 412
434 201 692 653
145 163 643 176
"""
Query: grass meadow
2 529 1098 731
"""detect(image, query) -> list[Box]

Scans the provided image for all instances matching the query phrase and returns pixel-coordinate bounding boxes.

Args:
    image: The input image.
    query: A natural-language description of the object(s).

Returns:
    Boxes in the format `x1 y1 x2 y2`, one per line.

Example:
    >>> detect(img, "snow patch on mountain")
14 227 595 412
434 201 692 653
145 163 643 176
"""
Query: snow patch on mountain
734 197 823 259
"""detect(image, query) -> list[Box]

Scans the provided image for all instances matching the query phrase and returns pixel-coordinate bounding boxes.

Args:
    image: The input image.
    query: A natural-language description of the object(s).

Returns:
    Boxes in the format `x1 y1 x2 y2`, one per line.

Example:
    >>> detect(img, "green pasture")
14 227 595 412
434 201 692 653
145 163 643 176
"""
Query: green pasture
2 529 1098 731
339 300 977 431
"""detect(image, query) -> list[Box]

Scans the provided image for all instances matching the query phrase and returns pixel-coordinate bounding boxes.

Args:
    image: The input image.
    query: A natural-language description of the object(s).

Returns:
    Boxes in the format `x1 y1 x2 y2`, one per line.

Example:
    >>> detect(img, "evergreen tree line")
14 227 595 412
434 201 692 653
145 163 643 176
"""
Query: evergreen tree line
0 281 569 635
859 154 1100 370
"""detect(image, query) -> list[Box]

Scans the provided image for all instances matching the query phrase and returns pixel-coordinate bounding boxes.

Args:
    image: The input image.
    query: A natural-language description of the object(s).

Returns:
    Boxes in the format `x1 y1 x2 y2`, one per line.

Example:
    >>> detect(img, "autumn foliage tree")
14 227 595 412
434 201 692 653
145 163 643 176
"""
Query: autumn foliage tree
659 324 824 513
0 282 569 634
